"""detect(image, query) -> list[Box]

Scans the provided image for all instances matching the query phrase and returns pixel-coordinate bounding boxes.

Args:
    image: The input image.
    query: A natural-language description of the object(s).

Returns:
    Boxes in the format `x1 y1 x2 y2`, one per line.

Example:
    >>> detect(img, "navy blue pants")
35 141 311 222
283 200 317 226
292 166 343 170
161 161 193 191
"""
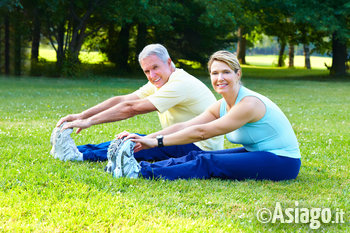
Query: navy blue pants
139 147 301 181
77 140 202 162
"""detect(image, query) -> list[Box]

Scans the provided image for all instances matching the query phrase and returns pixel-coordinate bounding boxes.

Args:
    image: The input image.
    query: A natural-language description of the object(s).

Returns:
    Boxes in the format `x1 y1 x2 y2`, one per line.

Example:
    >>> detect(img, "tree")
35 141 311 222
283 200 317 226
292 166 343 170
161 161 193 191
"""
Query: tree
21 0 46 74
160 0 233 65
257 0 298 67
39 0 112 74
202 0 261 64
0 0 27 76
294 0 350 76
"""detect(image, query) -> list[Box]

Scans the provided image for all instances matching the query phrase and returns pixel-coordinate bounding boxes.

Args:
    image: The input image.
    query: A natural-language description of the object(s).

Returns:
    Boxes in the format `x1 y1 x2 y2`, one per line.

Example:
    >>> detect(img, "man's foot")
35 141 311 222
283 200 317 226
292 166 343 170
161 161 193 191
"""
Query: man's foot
54 127 83 162
113 139 141 178
104 138 123 174
50 123 66 157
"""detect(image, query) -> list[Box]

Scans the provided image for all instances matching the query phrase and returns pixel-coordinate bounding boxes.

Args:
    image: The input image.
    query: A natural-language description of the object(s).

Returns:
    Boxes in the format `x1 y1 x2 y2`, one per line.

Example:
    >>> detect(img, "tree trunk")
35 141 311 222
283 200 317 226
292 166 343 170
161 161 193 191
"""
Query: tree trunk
56 21 65 71
330 31 347 76
31 13 40 63
303 43 311 69
69 21 88 64
4 15 10 75
31 12 41 74
236 27 246 64
14 16 21 76
288 42 294 68
106 23 119 63
114 23 131 70
136 23 147 56
278 41 286 67
0 17 2 73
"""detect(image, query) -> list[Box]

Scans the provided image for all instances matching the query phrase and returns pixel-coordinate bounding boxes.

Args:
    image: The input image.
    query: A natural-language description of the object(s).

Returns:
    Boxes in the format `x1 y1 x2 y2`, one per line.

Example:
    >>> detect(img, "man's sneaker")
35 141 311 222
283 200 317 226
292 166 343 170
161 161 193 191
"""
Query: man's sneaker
54 127 83 162
113 139 141 178
104 138 123 174
50 123 66 157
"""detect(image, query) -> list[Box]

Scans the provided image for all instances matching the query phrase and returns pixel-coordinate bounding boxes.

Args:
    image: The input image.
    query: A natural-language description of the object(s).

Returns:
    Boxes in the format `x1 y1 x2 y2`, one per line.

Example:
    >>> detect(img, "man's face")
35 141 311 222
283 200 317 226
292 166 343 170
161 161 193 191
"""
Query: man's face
140 55 173 88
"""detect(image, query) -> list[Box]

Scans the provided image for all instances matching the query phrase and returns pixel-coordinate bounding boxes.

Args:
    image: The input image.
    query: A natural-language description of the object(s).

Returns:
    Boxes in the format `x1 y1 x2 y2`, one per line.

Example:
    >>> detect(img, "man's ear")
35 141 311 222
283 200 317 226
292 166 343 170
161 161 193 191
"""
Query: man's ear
167 58 172 66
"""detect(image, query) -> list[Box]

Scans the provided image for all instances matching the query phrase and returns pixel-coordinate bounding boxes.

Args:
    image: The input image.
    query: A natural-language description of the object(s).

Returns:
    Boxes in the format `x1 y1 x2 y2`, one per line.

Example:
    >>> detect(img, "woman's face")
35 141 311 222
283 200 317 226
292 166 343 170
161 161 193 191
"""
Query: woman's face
210 60 241 95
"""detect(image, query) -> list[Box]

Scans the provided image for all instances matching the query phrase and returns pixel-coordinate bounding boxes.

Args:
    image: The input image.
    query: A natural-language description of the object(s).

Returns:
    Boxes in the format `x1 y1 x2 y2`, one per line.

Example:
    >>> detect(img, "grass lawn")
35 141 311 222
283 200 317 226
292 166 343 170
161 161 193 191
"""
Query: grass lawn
245 55 332 69
39 47 332 70
0 72 349 232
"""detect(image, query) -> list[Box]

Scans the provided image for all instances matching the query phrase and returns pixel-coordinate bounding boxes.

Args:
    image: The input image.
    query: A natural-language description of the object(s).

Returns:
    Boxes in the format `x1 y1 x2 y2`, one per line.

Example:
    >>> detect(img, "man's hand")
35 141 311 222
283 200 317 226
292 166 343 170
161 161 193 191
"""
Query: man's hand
56 114 82 127
61 119 92 134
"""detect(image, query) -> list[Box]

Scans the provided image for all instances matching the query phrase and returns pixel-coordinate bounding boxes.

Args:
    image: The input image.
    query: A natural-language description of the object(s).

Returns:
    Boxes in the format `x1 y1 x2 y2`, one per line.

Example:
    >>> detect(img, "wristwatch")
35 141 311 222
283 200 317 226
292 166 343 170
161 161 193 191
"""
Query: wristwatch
156 135 164 147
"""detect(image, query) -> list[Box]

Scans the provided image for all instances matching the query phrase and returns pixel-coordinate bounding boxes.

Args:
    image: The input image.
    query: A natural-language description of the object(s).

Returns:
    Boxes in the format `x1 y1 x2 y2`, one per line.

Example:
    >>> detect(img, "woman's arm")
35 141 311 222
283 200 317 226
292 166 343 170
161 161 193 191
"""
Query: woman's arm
130 96 265 149
146 100 222 138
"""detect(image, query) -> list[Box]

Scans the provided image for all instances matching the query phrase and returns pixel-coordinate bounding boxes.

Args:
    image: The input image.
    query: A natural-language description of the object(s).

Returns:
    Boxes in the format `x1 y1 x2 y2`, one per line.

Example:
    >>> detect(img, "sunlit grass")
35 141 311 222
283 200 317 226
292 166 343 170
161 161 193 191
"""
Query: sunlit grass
245 55 332 69
39 46 332 70
39 48 109 64
0 74 349 232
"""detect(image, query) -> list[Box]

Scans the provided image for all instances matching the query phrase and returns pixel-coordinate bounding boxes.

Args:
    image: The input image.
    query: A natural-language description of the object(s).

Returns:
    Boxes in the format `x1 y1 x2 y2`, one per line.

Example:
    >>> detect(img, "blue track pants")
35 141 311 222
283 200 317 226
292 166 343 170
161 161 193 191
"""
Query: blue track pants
139 147 301 181
77 140 202 162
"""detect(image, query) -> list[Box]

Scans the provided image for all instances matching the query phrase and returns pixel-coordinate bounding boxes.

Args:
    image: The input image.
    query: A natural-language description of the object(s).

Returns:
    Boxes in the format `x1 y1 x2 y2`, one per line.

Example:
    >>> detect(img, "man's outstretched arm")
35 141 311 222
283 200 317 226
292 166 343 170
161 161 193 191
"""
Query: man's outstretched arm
56 93 140 127
61 98 157 133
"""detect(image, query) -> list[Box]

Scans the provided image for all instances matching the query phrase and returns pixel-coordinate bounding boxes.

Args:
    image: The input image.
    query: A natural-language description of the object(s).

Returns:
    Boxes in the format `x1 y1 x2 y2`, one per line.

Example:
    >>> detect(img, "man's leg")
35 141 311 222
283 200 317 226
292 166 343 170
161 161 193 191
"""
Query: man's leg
77 141 111 161
77 132 203 162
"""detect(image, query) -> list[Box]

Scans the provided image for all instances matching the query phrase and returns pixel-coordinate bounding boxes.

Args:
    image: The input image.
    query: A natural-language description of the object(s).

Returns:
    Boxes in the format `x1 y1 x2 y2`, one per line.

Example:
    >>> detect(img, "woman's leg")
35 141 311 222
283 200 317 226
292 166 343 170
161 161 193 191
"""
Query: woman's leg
134 143 202 161
140 149 301 181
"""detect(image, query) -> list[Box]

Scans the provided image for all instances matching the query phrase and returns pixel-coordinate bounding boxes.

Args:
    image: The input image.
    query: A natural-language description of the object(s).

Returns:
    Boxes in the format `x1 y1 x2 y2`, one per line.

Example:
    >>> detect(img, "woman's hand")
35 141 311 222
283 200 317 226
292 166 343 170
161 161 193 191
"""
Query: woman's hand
125 134 157 152
115 130 131 140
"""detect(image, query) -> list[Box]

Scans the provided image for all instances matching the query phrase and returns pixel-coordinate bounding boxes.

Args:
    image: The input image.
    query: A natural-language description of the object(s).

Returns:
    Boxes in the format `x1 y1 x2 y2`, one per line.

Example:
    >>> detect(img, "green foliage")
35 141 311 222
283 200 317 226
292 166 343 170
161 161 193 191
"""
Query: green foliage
0 0 22 10
0 74 349 232
1 0 349 76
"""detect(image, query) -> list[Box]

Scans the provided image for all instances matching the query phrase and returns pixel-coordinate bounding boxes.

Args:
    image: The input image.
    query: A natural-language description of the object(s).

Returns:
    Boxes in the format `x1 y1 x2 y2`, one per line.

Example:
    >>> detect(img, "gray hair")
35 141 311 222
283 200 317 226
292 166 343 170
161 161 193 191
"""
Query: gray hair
138 44 176 68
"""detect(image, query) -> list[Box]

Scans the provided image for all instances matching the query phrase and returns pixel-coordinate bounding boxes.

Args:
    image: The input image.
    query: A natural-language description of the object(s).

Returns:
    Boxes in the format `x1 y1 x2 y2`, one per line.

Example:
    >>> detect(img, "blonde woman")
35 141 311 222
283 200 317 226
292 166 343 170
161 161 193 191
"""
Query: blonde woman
122 50 301 181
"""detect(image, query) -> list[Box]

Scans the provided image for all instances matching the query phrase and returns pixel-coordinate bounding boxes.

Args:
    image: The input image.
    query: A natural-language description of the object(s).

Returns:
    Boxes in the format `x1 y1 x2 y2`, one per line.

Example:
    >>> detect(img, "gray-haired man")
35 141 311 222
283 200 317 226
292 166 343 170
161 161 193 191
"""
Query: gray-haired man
53 44 223 162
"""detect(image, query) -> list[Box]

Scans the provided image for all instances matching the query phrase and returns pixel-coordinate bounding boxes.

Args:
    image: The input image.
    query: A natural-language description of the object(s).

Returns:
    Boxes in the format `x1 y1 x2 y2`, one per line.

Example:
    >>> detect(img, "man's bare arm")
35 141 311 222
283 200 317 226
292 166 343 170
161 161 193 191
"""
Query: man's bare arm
56 93 140 127
62 98 157 133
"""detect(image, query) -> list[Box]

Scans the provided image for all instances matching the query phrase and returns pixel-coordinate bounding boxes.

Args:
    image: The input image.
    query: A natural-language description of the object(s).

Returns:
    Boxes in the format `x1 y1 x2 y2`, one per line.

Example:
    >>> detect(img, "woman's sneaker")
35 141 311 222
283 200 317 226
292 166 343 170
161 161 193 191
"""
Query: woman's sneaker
104 138 123 174
113 139 141 178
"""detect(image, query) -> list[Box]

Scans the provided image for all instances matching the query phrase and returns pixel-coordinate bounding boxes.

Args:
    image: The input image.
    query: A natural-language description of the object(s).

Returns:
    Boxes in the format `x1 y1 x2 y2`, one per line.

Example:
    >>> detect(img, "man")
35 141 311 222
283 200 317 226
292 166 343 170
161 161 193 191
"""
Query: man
53 44 223 162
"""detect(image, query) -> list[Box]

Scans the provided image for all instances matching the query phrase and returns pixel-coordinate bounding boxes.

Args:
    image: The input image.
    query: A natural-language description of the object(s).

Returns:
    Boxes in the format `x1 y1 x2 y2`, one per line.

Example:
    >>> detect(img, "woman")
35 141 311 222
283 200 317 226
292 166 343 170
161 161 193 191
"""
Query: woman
123 50 301 181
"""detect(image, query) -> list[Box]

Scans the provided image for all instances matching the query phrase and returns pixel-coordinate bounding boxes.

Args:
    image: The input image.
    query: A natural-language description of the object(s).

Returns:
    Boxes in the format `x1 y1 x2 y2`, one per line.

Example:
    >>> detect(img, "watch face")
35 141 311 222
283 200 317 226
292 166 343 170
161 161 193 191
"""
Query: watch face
157 135 164 147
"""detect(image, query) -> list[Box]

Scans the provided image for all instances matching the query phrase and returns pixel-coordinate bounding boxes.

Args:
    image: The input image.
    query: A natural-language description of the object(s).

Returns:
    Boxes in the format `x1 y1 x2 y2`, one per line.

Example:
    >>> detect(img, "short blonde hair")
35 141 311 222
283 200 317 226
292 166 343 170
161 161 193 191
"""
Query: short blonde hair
208 50 241 73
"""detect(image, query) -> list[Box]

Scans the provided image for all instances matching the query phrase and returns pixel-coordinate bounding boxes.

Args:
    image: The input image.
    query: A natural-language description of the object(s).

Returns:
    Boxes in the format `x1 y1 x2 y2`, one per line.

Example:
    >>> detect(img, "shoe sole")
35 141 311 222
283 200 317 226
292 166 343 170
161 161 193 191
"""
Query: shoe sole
113 140 140 178
55 127 74 161
105 139 123 173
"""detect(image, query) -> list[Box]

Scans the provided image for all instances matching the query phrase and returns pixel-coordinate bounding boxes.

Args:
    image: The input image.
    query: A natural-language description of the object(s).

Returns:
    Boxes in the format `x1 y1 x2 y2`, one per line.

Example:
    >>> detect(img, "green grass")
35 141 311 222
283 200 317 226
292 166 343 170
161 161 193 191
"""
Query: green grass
0 73 349 232
39 48 110 64
245 55 332 69
39 47 332 70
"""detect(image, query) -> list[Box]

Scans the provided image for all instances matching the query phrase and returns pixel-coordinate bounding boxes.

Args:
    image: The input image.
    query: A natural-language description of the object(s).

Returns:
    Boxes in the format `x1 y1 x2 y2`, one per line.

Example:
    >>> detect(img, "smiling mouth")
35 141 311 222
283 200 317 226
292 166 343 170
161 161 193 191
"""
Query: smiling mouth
154 78 161 82
217 83 228 88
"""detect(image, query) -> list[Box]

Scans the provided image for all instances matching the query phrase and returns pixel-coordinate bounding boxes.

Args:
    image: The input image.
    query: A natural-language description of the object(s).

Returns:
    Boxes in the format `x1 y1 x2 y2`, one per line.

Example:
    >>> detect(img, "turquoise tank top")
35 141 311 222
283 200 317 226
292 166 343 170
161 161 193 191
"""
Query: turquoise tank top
220 86 301 159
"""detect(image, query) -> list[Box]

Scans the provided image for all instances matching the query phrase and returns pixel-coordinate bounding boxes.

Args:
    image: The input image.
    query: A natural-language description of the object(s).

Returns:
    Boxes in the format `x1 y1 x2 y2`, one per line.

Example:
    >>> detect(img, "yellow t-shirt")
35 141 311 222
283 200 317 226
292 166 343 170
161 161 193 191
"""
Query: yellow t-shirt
135 69 223 151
